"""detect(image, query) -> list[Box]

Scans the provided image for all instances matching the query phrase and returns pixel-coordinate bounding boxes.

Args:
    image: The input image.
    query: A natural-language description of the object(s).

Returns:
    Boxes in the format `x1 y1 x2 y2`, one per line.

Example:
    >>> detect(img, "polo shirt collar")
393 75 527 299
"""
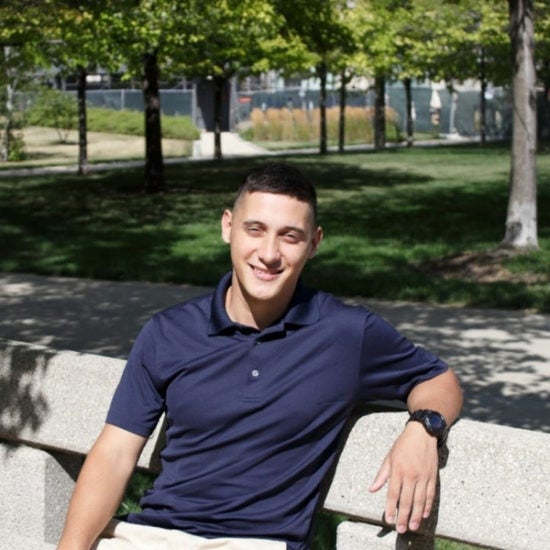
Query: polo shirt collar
208 272 319 336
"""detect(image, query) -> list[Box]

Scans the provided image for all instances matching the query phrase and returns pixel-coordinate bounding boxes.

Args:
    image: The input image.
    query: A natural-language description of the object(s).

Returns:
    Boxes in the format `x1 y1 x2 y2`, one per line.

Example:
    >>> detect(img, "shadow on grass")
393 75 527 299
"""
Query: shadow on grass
0 148 548 311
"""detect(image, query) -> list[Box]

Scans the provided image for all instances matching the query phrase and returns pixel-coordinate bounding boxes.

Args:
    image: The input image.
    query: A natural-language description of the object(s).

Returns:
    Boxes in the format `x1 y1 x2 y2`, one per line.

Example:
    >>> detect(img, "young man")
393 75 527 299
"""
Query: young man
57 162 462 550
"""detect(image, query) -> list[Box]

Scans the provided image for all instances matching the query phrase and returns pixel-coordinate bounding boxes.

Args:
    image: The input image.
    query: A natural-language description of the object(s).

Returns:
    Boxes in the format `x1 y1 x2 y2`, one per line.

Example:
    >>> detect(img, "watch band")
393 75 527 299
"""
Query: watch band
407 409 449 446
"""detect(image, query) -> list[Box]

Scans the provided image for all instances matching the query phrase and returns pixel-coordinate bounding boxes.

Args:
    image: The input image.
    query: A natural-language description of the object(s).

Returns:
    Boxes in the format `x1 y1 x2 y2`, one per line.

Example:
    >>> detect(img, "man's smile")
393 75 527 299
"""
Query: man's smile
251 265 283 281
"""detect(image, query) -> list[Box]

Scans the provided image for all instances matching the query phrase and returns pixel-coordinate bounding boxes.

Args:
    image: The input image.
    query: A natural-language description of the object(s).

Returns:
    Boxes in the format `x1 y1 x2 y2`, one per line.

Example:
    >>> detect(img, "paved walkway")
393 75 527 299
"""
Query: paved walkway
1 272 548 433
0 132 487 178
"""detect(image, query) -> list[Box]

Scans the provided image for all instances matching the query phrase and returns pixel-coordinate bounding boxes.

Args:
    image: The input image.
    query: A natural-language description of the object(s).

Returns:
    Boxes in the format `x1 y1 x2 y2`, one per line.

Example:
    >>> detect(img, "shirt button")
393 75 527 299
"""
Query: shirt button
251 369 260 378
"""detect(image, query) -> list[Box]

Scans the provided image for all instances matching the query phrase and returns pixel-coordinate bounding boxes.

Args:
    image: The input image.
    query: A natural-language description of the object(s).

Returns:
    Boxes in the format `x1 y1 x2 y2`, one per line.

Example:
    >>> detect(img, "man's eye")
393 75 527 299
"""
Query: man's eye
284 233 300 242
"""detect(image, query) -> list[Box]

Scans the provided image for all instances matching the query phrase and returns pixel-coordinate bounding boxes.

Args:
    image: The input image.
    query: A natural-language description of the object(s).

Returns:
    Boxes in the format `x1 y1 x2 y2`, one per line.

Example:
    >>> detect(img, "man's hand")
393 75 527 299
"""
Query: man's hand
368 421 439 534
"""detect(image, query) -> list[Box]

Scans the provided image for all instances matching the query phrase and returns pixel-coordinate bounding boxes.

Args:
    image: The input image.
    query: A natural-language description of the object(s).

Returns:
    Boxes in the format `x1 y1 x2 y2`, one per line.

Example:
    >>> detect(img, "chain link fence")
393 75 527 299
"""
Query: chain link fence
83 84 518 139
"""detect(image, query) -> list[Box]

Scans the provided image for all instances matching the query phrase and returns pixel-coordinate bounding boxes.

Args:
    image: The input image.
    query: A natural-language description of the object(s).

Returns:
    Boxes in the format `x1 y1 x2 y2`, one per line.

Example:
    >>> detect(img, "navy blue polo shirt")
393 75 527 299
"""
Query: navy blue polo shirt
107 272 448 550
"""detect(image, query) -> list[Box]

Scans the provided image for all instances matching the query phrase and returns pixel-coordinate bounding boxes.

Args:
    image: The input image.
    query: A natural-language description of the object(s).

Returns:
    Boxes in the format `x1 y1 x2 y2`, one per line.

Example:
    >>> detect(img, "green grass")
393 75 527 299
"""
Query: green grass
1 142 548 312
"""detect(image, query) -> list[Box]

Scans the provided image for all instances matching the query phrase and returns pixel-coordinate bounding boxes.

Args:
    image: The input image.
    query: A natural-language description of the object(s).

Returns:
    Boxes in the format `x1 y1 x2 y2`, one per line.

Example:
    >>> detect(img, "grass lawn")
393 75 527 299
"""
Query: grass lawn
1 142 548 312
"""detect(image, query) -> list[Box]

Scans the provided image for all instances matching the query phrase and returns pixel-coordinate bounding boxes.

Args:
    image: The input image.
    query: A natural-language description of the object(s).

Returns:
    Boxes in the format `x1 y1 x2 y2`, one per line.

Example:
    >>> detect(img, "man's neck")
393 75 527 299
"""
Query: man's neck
225 285 290 331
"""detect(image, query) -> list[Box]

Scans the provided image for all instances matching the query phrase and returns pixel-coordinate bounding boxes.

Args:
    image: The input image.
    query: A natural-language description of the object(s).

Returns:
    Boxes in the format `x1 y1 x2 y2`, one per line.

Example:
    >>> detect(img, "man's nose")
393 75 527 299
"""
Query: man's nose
258 236 280 264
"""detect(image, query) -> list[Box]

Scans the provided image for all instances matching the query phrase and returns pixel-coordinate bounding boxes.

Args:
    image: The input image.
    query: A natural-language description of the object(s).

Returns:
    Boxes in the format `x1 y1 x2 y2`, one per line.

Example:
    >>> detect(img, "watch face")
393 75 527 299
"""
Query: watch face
425 412 446 434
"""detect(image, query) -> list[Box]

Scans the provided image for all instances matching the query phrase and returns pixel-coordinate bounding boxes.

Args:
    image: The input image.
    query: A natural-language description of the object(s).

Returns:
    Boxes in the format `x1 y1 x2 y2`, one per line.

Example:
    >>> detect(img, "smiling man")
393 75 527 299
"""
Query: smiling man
221 178 323 330
57 162 462 550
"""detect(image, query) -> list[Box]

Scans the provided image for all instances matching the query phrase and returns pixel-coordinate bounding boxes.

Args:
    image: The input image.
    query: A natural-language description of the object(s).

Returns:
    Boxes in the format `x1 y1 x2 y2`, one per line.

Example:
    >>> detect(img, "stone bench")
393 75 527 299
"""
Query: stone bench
1 338 549 550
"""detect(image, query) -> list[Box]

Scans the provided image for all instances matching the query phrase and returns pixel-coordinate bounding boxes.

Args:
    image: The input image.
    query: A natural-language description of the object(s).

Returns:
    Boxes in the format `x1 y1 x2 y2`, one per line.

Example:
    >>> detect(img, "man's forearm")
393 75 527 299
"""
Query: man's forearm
406 368 463 426
57 458 128 549
57 425 146 550
369 368 463 534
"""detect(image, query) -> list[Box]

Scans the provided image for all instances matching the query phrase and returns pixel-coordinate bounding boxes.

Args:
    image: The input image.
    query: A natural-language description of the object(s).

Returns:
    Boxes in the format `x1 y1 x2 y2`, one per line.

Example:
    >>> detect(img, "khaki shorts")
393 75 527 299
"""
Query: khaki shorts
92 519 287 550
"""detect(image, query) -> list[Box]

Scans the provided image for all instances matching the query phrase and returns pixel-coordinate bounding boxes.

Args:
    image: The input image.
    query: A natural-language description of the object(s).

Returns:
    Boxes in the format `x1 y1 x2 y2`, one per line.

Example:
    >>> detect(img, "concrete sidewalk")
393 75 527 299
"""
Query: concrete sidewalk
0 132 488 178
192 131 273 158
1 272 548 433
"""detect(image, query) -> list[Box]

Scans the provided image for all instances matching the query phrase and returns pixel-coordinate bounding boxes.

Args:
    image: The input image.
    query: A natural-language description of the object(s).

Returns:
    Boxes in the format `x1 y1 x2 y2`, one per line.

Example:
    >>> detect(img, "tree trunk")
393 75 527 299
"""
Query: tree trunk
1 82 13 162
338 69 348 154
213 76 224 160
142 51 165 193
76 65 88 175
544 78 550 139
1 46 14 162
541 62 550 139
479 49 487 147
318 61 328 155
374 74 386 150
404 77 413 148
502 0 538 249
479 78 487 147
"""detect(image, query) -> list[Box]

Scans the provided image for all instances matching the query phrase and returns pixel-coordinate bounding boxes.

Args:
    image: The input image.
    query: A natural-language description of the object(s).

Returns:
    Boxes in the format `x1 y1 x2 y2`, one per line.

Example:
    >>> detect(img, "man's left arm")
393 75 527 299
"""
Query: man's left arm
369 368 463 534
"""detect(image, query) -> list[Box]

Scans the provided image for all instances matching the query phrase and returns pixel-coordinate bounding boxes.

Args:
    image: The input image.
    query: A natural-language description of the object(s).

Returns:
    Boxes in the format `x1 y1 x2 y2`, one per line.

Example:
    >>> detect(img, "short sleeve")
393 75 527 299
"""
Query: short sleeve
106 319 166 437
358 310 448 402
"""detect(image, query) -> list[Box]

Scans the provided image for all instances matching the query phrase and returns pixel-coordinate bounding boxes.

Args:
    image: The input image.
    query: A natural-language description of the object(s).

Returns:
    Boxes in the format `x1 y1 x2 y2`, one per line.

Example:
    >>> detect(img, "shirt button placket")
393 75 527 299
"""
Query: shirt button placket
244 338 263 401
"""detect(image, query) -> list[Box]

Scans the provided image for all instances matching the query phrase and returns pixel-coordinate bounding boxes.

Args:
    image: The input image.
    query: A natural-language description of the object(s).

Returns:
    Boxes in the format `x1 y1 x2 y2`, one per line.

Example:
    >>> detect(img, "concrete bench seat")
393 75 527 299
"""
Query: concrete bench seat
1 338 549 550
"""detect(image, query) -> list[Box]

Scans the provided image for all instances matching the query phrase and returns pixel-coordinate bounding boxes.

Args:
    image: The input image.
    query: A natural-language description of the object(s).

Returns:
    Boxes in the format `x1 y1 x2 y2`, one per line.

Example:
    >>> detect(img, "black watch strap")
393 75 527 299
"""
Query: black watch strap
407 409 449 446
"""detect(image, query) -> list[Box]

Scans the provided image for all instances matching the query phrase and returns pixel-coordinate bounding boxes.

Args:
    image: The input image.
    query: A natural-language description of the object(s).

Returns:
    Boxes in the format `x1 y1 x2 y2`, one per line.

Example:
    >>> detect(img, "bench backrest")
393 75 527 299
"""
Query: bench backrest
0 338 163 470
1 338 549 550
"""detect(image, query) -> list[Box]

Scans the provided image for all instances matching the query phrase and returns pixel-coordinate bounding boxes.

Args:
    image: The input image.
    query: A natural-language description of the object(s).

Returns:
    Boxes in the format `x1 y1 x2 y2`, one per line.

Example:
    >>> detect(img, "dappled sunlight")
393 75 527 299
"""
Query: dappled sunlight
0 273 211 358
1 272 549 434
0 340 54 446
357 299 550 433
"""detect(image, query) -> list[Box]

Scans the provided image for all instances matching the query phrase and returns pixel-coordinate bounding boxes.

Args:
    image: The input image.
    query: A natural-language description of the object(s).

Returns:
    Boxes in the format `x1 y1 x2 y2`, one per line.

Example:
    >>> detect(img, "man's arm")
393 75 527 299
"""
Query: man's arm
57 424 147 550
369 368 463 534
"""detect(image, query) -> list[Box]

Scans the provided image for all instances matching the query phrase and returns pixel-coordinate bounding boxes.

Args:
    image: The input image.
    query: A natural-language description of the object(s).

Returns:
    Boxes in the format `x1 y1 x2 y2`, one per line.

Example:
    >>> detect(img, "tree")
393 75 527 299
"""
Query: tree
389 1 430 147
48 1 120 175
0 1 51 161
351 0 405 150
502 0 538 249
392 0 463 146
274 0 354 155
98 0 184 192
431 1 509 145
175 0 291 160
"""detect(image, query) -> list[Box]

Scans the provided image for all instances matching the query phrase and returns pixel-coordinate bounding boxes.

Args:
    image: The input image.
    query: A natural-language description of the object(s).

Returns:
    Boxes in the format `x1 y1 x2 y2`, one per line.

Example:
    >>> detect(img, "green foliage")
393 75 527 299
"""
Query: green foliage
7 131 26 161
25 100 199 141
117 471 154 515
161 0 296 82
26 89 77 143
0 144 548 312
86 107 199 140
86 107 143 135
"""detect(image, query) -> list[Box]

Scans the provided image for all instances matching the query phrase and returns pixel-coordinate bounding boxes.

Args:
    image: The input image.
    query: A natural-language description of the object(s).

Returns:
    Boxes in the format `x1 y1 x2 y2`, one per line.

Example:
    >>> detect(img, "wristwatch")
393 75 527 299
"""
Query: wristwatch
407 409 448 446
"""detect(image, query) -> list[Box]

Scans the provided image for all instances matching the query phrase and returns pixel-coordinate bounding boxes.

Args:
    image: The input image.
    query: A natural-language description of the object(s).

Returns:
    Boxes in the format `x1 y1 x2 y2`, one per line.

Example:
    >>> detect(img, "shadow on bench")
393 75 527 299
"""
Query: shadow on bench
1 339 549 550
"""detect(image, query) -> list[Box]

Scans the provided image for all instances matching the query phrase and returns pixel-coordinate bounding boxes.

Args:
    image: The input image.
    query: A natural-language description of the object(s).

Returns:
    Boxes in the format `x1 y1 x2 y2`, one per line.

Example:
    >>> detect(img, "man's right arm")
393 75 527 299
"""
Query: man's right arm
56 424 148 550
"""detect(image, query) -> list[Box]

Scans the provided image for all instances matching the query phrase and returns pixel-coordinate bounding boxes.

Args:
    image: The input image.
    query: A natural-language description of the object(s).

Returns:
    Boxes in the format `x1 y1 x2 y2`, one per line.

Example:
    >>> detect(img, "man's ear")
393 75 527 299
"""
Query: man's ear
308 226 323 258
221 209 232 244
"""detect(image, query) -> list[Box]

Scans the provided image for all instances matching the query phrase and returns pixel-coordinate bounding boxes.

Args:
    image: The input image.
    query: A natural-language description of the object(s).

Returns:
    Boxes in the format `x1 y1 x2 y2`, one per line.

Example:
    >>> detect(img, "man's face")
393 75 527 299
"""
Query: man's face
221 191 322 320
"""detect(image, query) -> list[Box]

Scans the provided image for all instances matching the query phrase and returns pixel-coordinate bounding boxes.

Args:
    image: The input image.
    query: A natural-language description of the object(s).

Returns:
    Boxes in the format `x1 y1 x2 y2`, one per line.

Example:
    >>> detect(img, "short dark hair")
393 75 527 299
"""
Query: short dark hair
235 163 318 224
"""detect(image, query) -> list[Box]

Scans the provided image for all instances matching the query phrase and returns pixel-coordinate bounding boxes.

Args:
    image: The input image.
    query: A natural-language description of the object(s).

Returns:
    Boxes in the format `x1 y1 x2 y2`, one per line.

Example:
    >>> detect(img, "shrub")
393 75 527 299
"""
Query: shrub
7 131 26 161
26 88 77 143
87 107 199 140
26 90 200 142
